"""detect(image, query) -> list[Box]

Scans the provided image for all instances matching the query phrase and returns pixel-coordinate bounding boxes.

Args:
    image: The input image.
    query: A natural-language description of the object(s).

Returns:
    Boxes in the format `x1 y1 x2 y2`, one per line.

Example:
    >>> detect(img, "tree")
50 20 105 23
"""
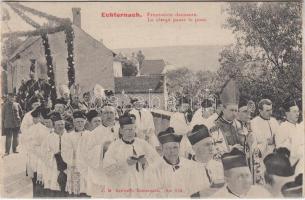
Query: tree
166 67 217 109
122 59 138 76
218 2 302 117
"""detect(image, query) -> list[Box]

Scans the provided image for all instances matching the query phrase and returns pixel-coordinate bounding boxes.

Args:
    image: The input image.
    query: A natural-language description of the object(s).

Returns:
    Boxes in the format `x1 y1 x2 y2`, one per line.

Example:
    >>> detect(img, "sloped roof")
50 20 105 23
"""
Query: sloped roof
114 75 164 94
9 25 114 61
9 36 41 61
140 59 166 75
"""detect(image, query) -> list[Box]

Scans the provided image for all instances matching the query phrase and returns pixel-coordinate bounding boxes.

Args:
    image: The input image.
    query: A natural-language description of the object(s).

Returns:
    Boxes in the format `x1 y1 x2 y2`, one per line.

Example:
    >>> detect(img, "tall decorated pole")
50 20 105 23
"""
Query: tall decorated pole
64 25 75 88
41 33 57 102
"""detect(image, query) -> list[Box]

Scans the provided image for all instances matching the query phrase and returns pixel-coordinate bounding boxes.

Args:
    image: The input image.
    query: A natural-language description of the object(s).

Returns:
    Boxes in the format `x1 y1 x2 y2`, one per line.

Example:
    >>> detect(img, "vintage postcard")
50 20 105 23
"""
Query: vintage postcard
0 0 303 198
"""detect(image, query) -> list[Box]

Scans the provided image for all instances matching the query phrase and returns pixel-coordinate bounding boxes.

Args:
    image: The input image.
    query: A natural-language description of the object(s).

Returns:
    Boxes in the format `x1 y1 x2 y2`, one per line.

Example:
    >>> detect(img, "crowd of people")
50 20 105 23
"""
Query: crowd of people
1 79 303 198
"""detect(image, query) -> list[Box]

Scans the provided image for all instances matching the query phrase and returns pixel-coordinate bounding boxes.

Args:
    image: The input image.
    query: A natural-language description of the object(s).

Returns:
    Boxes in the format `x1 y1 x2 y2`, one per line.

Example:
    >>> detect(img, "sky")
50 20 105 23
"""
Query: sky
2 2 235 49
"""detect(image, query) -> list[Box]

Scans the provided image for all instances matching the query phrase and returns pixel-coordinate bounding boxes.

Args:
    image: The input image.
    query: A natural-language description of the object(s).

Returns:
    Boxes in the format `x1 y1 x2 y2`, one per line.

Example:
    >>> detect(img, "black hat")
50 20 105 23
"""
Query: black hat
263 147 298 177
54 98 66 105
119 113 136 126
281 173 303 197
86 110 100 122
158 127 183 144
201 99 213 108
73 110 86 119
50 112 63 122
31 107 41 118
282 97 299 112
41 107 51 119
188 124 210 145
221 148 248 170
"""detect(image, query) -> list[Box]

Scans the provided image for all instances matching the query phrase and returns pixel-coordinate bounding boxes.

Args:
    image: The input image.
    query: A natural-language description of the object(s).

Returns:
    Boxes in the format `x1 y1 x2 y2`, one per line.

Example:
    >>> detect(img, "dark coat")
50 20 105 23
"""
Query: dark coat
2 101 23 136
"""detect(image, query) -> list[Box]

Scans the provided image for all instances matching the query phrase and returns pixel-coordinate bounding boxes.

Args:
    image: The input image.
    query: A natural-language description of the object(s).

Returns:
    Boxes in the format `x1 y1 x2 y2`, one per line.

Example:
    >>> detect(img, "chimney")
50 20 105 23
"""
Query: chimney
72 8 81 28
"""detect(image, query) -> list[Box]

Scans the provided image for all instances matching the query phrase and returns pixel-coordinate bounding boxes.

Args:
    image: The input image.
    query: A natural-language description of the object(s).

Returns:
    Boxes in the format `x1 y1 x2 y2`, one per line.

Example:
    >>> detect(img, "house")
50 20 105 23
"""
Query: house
7 8 115 96
114 75 168 110
140 59 166 75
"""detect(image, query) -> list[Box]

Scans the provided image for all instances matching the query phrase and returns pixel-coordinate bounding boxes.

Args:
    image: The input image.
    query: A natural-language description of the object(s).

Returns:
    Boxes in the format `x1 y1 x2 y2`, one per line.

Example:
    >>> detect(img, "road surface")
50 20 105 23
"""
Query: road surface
1 137 32 198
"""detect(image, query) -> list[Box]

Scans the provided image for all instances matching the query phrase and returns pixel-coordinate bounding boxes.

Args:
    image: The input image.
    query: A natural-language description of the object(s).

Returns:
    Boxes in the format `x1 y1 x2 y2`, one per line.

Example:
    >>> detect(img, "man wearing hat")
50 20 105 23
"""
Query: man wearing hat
85 106 119 197
53 98 74 132
21 106 48 197
189 125 225 196
61 110 89 197
251 99 280 158
191 98 214 128
103 113 160 197
275 97 303 169
42 112 68 197
263 148 299 197
211 148 271 198
74 109 102 196
2 92 23 156
129 97 159 148
39 107 54 196
209 79 245 155
146 127 206 198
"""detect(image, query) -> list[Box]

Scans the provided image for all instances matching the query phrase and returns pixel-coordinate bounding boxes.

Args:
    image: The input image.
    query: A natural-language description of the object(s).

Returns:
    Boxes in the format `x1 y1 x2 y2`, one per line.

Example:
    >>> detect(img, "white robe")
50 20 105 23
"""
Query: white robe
251 116 279 158
61 130 89 195
191 108 209 128
75 130 91 194
103 138 161 197
146 157 207 198
276 121 304 174
205 113 219 129
169 112 192 134
85 125 118 197
42 131 67 191
40 128 54 188
20 111 34 134
169 112 193 158
21 122 49 180
130 108 159 148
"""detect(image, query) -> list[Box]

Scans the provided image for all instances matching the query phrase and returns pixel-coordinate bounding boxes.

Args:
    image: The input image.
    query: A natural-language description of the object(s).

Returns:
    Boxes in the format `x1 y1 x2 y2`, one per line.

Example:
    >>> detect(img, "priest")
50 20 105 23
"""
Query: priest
209 79 245 155
189 124 225 198
61 110 89 197
191 98 214 128
85 105 119 197
211 148 271 198
42 112 68 197
275 97 303 171
129 98 159 148
103 113 160 197
146 127 207 198
22 107 48 197
263 148 299 198
251 99 279 158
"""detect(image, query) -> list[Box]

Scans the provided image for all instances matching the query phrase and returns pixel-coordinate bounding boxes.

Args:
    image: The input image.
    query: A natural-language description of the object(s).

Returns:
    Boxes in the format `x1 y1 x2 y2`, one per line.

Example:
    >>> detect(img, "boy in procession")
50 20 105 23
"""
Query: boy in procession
61 110 89 197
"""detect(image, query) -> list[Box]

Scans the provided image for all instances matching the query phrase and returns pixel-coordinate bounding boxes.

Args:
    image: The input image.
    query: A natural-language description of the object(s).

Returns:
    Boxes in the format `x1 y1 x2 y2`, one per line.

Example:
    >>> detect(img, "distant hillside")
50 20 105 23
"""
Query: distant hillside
115 45 225 72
